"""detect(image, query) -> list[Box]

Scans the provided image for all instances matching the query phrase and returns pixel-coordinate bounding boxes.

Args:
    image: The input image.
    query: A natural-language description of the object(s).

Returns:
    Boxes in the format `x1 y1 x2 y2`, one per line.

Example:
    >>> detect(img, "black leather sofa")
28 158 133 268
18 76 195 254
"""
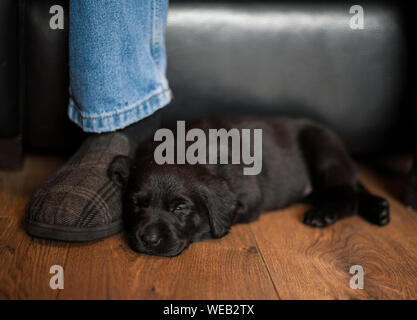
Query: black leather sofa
1 0 416 170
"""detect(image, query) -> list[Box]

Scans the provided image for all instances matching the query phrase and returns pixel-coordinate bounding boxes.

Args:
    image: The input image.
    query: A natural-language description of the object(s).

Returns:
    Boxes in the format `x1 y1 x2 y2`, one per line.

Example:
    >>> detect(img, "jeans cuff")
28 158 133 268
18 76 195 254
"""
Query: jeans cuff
68 89 172 133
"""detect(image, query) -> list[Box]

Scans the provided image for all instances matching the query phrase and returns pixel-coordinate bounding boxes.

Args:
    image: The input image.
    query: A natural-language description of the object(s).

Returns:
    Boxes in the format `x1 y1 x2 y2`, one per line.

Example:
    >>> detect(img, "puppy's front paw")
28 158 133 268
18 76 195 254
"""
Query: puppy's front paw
302 208 338 228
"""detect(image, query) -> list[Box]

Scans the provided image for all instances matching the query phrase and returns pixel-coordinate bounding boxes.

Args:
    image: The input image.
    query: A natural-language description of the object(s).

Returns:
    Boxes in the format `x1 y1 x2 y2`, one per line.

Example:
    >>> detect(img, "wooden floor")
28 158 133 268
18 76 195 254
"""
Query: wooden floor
0 155 417 300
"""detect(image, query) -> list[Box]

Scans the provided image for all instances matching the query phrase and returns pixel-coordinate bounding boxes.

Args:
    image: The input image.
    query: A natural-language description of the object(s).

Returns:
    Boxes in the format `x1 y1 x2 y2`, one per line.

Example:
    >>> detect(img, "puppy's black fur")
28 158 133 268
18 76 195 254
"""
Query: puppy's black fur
405 152 417 210
109 117 390 257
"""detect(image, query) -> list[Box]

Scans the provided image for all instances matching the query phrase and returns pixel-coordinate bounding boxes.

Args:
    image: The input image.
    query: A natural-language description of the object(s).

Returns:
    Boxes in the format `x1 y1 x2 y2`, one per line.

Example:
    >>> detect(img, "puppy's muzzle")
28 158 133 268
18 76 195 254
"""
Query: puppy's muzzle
136 225 162 248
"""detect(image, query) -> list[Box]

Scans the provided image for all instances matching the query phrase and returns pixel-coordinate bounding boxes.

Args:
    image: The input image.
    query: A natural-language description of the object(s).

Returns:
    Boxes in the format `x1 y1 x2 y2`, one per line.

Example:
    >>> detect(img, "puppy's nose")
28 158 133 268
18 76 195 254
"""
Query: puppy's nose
140 228 161 247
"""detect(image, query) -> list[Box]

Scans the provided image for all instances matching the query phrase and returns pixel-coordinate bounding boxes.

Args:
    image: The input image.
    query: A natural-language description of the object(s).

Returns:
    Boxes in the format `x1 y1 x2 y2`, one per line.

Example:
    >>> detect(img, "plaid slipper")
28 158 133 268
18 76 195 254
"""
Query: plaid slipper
25 133 131 241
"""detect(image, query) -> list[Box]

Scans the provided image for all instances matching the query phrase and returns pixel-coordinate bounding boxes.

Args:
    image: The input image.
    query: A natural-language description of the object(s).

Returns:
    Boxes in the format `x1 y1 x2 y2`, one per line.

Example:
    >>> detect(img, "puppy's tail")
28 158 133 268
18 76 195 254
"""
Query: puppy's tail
356 182 390 226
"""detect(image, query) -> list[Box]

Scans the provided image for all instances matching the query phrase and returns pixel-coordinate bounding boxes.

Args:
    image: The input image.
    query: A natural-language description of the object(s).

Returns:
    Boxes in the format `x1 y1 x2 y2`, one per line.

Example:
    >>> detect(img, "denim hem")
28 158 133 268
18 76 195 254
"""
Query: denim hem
68 88 172 133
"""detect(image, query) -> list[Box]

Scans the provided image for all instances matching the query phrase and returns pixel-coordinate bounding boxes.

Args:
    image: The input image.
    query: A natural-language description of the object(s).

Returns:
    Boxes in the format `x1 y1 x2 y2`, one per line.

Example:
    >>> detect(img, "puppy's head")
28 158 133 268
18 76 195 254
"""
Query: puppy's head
108 155 236 257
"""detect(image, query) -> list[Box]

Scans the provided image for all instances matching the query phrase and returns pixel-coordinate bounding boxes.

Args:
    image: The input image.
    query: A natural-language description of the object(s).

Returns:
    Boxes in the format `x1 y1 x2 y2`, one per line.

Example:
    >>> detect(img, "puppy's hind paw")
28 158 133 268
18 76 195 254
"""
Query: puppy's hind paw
366 198 390 226
404 190 417 212
358 195 390 226
302 208 337 228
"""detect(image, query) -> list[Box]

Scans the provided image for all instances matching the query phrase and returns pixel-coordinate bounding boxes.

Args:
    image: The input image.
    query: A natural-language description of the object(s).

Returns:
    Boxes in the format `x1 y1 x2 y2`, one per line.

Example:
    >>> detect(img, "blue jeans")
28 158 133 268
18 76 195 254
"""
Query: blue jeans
68 0 171 133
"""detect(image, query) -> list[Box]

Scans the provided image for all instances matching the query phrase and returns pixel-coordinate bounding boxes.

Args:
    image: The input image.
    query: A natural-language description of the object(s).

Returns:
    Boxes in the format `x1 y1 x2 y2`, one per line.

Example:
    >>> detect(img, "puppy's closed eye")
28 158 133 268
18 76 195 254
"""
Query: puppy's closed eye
172 204 186 212
128 194 149 208
169 199 192 216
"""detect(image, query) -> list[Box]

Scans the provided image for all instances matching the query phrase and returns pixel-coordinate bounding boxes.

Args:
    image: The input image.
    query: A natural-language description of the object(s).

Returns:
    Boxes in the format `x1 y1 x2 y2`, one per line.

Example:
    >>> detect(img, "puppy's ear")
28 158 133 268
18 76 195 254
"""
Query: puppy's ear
108 155 132 188
199 177 236 238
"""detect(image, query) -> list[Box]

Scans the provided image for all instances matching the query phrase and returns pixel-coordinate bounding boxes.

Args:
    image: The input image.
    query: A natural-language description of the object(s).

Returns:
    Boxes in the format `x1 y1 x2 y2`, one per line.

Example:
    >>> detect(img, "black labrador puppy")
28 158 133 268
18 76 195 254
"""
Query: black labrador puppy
109 117 390 257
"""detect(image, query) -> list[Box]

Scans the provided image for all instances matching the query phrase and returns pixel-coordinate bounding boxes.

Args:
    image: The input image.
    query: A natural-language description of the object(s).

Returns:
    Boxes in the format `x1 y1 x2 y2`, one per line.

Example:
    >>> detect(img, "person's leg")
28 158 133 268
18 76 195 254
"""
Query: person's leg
68 0 170 133
25 0 171 241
